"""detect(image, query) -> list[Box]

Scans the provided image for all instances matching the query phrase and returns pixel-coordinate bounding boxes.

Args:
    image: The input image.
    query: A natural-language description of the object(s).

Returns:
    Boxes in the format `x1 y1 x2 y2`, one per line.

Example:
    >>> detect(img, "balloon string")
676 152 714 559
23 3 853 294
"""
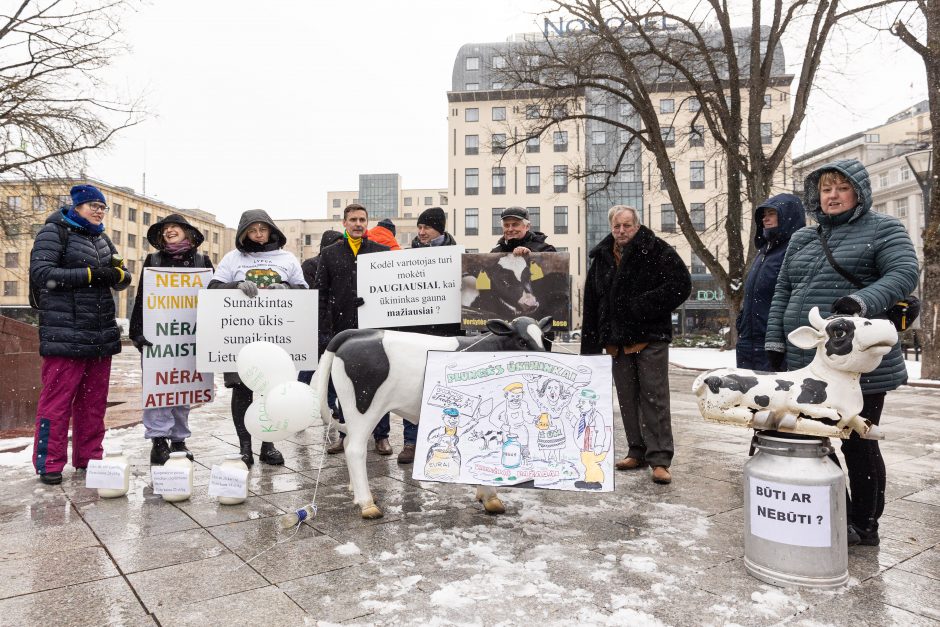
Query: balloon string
234 517 304 571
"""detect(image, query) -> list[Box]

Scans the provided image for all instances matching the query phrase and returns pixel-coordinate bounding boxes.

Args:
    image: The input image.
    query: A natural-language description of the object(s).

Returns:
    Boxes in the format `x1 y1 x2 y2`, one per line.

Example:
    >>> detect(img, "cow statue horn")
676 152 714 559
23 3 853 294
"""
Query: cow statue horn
809 306 826 330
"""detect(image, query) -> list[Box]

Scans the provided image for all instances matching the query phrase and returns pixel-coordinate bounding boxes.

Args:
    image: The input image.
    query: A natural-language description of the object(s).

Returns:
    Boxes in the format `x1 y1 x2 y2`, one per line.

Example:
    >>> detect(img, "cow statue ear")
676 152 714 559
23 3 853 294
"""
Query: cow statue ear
486 319 514 336
538 316 553 334
787 325 824 350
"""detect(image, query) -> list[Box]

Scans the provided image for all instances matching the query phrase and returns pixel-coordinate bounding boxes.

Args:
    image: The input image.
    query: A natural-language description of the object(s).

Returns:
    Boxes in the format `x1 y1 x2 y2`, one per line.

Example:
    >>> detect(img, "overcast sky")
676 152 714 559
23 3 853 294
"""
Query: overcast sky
87 0 928 227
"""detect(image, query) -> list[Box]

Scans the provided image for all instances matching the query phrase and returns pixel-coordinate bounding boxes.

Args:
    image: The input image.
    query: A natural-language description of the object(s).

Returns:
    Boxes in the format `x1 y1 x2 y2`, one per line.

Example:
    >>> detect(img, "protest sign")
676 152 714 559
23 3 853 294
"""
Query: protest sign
413 351 614 492
357 247 464 328
195 290 317 372
85 459 127 490
749 478 831 547
461 252 570 331
142 269 215 409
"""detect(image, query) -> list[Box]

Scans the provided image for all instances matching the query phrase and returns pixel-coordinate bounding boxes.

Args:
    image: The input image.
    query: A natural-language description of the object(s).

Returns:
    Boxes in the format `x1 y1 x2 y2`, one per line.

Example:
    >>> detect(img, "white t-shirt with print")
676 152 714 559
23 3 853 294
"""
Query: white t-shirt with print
212 249 308 288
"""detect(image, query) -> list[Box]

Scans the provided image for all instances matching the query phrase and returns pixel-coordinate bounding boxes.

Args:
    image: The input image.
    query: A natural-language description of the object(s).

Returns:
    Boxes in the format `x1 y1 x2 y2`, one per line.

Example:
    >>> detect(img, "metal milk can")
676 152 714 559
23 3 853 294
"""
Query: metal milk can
743 432 848 589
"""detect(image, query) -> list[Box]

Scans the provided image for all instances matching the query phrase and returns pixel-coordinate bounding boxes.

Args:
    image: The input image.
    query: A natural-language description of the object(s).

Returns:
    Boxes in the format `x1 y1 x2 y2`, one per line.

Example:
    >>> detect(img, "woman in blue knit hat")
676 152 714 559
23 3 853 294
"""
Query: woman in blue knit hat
29 184 131 485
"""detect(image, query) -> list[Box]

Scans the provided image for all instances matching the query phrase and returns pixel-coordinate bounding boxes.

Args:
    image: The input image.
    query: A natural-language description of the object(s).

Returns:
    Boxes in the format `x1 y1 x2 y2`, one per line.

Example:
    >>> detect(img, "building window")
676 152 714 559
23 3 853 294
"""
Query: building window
332 198 341 208
492 208 503 235
527 207 541 231
128 207 137 221
873 202 886 214
465 108 479 122
592 103 606 117
492 55 506 69
879 172 889 188
553 165 568 193
5 252 19 268
526 166 540 193
661 204 676 232
760 122 772 145
465 208 479 236
526 136 540 153
620 163 637 182
404 197 413 207
553 131 568 152
691 252 707 274
491 133 506 153
128 233 137 248
5 196 21 211
764 94 772 109
213 253 219 264
690 161 705 189
304 234 312 246
3 281 16 297
688 97 701 112
492 167 506 195
554 206 568 234
691 203 706 231
900 166 912 182
689 125 705 147
864 133 880 143
896 198 908 219
660 98 675 113
465 83 479 91
127 259 136 273
526 104 540 119
492 81 504 89
592 131 606 145
551 104 566 119
142 212 151 225
112 230 121 244
492 106 506 121
620 103 631 117
424 196 433 205
440 195 448 206
466 56 480 71
464 168 479 195
661 126 675 147
112 203 122 218
213 232 219 244
143 237 151 252
32 197 45 212
465 134 479 155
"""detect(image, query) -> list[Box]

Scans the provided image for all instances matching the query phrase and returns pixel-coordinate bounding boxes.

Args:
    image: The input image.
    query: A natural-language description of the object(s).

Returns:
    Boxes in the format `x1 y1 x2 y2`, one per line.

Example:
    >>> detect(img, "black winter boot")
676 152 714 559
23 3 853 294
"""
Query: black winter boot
239 438 254 467
150 437 171 465
259 441 284 466
170 440 194 462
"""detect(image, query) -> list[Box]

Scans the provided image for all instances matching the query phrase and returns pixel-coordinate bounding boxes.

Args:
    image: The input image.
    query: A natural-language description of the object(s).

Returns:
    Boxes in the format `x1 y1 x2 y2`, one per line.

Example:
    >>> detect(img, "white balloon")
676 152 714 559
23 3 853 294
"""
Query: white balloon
236 341 296 395
264 381 320 433
243 400 292 443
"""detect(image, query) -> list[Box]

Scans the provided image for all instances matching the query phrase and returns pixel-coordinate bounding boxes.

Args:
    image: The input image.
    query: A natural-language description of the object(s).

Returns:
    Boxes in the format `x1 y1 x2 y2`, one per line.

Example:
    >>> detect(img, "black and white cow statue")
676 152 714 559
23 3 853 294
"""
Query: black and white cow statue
317 316 553 519
693 307 898 440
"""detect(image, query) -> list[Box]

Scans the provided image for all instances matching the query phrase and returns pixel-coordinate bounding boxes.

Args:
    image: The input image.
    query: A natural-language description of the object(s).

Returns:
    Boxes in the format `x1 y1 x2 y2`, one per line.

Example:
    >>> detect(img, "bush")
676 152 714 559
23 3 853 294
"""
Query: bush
672 333 726 348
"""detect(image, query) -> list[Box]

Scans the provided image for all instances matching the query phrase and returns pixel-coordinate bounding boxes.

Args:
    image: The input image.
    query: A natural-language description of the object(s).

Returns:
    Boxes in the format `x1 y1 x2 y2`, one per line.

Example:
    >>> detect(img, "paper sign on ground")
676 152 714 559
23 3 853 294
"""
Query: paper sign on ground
357 246 464 328
208 465 250 499
85 459 127 490
749 477 831 547
151 466 191 495
142 268 215 409
412 351 614 492
195 290 317 372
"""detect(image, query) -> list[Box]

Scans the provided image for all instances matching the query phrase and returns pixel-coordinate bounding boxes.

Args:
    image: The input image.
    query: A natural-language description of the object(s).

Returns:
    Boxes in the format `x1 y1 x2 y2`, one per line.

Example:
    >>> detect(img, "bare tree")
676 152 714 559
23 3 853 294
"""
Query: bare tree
494 0 903 343
892 1 939 379
0 0 142 234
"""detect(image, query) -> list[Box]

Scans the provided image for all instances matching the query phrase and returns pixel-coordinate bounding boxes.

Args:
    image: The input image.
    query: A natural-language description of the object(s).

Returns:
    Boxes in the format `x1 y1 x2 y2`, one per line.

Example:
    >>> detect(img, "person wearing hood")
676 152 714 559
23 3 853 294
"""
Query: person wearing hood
367 218 401 251
130 214 214 465
580 205 691 485
491 206 556 255
208 210 307 467
736 194 805 371
766 159 919 547
28 184 131 485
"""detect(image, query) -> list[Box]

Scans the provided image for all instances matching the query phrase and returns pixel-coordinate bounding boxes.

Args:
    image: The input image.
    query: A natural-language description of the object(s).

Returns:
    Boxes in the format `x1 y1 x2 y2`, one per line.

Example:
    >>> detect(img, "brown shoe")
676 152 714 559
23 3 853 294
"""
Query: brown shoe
326 438 345 455
615 457 648 471
652 466 672 484
397 443 416 465
375 438 393 455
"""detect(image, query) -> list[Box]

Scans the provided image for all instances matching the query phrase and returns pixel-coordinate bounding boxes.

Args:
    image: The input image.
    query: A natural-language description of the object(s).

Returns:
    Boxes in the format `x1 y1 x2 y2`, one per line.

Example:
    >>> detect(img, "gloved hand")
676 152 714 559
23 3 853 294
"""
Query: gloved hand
89 267 124 287
266 282 289 290
132 335 153 352
832 296 862 316
354 296 365 307
237 281 259 298
766 350 786 372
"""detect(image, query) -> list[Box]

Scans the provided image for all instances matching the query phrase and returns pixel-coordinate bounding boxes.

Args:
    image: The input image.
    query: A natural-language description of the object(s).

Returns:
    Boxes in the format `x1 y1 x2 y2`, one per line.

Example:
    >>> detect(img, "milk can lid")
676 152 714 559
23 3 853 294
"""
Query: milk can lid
104 449 123 456
169 451 189 459
224 453 243 460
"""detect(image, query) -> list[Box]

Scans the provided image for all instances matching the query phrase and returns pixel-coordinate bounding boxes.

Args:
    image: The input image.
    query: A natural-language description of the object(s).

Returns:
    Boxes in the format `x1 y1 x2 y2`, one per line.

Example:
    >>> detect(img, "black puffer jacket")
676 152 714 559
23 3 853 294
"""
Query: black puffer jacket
581 227 692 354
29 208 131 358
491 230 556 253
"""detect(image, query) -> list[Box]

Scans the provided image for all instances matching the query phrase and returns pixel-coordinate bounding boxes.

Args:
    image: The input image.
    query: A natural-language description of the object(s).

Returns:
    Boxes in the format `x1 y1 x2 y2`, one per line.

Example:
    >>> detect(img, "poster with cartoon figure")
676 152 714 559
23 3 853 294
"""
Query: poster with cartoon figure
413 351 614 492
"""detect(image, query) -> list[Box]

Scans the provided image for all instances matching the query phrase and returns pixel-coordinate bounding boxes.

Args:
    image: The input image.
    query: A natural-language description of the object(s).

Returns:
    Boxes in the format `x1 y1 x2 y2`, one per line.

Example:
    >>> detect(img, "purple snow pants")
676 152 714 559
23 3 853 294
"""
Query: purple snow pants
33 355 112 474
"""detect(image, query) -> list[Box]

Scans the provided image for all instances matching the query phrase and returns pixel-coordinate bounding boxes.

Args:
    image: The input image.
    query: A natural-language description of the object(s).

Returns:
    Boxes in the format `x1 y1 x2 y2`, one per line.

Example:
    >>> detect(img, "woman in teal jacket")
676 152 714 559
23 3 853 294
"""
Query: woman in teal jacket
765 159 919 546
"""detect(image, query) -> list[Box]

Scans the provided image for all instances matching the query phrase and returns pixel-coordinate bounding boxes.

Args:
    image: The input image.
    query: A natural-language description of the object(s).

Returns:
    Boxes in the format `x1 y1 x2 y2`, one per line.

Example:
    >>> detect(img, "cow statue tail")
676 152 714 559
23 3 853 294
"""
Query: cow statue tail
317 349 346 435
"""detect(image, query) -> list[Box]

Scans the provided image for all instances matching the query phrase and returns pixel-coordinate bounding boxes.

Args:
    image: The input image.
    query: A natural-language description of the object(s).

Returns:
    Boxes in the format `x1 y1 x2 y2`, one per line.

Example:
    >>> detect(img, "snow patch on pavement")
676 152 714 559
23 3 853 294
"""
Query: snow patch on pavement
334 541 361 556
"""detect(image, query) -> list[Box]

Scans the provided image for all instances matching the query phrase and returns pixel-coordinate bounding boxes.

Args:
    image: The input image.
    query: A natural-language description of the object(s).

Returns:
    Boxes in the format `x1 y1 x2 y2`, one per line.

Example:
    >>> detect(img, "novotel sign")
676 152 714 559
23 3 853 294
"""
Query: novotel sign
543 15 678 37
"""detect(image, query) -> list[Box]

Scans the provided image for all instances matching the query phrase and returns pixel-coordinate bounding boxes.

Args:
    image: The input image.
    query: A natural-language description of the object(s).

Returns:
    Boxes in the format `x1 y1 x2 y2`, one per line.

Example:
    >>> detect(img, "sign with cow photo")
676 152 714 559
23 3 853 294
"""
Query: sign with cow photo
461 252 570 332
412 350 615 492
356 246 464 329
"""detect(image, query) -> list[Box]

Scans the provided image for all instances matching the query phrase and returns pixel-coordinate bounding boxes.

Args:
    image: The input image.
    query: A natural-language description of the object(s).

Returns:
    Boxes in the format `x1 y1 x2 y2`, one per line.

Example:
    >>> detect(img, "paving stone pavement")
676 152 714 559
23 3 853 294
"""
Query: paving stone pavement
0 349 938 626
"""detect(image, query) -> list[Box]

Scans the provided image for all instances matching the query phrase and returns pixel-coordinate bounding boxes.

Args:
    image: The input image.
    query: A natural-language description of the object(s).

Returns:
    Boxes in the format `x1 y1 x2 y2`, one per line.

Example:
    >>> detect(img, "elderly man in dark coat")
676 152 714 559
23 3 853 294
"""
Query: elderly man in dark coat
581 205 691 484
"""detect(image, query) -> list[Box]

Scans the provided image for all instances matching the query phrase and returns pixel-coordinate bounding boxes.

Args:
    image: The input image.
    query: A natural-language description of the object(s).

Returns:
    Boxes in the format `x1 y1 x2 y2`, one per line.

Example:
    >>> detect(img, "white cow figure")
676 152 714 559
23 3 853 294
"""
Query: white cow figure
693 307 898 439
317 316 553 519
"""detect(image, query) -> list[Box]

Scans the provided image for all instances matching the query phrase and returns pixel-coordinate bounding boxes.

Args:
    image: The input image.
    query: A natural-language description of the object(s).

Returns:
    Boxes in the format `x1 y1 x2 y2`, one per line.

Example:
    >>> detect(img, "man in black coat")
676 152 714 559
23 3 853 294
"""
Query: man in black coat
581 205 691 485
315 204 393 455
491 206 556 255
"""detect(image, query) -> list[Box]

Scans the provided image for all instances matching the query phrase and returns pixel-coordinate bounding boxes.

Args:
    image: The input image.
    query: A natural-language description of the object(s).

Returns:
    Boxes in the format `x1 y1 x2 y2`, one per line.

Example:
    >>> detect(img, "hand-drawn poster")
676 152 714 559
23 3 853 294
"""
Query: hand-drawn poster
461 252 570 332
413 351 614 491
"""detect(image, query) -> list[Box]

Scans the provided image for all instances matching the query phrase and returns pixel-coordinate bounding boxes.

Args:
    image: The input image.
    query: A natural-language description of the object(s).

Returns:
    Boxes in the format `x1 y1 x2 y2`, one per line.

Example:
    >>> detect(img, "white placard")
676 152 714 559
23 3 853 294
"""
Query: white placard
85 459 127 490
195 289 318 372
151 466 192 495
749 477 831 547
207 465 250 499
413 351 615 492
142 268 215 409
357 247 464 328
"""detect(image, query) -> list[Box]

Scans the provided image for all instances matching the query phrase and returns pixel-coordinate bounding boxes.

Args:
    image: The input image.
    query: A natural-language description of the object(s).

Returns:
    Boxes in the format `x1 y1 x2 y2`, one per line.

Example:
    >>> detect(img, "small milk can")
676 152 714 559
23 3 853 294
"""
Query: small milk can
218 453 250 506
743 431 848 589
96 449 130 499
162 451 194 503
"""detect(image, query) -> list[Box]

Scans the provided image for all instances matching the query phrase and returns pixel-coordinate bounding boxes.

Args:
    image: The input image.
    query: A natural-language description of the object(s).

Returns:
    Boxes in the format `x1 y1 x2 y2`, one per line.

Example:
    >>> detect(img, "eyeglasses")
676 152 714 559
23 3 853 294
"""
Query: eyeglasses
87 203 110 214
